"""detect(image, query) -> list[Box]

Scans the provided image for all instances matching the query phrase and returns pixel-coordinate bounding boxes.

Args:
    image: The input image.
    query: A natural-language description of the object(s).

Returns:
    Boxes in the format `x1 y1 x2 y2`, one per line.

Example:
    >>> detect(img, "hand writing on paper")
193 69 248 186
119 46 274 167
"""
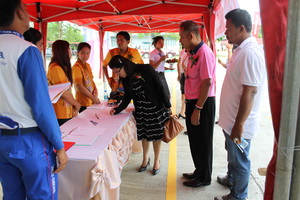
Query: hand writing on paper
54 148 68 173
110 108 116 115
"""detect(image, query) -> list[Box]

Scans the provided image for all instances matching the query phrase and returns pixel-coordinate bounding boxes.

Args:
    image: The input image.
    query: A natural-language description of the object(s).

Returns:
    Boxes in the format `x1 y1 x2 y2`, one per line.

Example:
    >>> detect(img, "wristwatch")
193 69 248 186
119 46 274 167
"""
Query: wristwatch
194 104 202 110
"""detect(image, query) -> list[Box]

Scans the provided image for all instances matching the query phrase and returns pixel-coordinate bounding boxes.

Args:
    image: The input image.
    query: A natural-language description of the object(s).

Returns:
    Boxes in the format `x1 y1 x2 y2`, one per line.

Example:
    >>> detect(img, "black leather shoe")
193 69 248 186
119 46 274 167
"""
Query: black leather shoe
138 157 150 172
217 175 233 188
214 194 238 200
214 194 243 200
182 173 196 180
183 179 211 187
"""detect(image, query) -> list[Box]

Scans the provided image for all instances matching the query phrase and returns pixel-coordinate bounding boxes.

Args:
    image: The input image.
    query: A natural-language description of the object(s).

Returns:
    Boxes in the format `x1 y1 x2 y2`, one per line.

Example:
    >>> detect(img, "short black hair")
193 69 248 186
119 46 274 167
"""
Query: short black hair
180 20 199 38
116 31 130 41
0 0 21 27
24 28 42 45
152 36 164 46
77 42 91 52
225 9 252 33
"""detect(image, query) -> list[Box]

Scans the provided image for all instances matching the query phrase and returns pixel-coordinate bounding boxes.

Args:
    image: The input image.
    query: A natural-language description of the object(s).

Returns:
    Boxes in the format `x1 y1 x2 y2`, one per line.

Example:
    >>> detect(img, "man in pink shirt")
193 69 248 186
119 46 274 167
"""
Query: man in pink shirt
179 20 216 187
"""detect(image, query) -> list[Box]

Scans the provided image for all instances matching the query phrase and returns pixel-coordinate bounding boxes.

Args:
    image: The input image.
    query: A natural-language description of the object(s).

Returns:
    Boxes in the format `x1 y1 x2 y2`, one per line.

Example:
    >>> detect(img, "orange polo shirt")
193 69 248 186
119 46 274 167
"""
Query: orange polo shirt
103 47 144 92
47 62 73 119
72 59 96 107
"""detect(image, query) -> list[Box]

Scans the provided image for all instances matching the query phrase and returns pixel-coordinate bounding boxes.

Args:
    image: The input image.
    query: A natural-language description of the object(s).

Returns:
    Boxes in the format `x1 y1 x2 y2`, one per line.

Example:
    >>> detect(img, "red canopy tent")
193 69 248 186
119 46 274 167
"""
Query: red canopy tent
23 0 290 199
24 0 224 80
24 0 219 51
71 14 205 33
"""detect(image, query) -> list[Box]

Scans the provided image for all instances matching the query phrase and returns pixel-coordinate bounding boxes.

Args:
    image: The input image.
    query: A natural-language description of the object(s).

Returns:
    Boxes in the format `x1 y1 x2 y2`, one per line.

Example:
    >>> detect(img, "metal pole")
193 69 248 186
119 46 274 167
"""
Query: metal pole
273 0 300 199
290 96 300 199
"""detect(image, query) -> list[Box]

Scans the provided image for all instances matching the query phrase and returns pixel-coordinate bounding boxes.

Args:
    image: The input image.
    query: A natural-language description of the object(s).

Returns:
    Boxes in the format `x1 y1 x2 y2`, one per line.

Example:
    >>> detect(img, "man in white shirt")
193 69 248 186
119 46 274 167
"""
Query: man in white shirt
215 9 267 200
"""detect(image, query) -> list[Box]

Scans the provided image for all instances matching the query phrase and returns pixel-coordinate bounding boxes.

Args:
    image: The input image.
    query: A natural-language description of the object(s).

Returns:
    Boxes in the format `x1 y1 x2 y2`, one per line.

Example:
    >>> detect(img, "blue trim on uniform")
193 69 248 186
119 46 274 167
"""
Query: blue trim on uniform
17 46 63 150
0 30 24 39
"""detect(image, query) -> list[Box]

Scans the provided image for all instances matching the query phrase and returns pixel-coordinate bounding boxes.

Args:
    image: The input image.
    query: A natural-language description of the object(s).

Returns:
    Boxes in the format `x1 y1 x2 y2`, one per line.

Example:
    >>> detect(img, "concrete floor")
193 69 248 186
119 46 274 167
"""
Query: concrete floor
119 65 274 200
0 62 274 200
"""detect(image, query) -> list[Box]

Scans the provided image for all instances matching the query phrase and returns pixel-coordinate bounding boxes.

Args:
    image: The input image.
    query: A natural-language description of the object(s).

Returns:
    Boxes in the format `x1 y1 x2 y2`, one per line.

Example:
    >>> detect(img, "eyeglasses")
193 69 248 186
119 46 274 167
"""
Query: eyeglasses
114 67 122 74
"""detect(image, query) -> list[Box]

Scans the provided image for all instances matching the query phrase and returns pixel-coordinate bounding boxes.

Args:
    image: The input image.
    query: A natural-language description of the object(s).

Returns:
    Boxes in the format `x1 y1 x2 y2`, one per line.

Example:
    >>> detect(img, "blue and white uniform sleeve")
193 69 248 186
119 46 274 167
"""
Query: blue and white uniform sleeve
17 46 64 150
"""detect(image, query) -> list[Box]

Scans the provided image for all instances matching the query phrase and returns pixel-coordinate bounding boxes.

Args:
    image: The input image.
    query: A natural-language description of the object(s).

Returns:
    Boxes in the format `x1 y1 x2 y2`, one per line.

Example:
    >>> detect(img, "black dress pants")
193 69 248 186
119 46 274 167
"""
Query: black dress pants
185 97 215 183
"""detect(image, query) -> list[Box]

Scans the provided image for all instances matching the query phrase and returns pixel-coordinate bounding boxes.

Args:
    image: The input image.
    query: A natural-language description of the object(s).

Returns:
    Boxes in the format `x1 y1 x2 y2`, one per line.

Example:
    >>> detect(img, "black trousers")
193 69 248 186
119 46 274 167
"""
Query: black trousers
157 72 170 97
185 97 215 183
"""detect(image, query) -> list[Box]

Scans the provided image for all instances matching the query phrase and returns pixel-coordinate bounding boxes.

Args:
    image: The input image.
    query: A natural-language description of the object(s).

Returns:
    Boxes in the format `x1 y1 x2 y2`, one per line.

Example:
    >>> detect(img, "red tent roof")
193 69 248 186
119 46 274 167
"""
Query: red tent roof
24 0 220 34
25 0 213 22
72 13 204 33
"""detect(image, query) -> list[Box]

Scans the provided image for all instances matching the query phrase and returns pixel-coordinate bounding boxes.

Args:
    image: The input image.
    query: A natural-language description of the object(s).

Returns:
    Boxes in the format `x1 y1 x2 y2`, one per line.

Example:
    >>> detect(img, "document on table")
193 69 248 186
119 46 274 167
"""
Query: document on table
48 82 71 103
62 127 106 146
63 135 99 146
87 102 107 110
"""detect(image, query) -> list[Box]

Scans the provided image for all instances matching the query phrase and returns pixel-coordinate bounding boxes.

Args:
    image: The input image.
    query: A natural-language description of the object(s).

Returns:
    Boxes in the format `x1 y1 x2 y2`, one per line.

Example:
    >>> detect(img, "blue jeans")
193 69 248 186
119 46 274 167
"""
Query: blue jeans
224 131 251 200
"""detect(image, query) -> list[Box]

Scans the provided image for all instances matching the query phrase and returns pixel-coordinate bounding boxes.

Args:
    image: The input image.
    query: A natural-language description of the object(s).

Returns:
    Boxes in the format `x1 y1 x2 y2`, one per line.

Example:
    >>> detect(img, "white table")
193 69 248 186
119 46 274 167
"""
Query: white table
58 104 136 200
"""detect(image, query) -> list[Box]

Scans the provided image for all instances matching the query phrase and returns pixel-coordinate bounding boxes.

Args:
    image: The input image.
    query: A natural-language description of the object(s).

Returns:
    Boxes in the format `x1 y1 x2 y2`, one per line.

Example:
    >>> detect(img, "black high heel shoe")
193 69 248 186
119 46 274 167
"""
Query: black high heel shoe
152 168 160 175
152 161 160 175
138 157 150 172
178 114 186 119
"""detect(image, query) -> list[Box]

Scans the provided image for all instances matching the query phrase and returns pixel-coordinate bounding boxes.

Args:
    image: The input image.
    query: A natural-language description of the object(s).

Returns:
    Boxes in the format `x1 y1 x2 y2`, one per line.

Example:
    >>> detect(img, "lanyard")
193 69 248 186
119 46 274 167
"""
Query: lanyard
0 30 24 39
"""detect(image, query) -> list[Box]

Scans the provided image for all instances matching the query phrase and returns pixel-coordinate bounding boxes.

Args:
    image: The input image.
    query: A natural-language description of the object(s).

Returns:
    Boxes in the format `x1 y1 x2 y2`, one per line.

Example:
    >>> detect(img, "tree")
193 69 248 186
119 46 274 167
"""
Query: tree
137 32 179 40
47 21 84 45
216 35 226 42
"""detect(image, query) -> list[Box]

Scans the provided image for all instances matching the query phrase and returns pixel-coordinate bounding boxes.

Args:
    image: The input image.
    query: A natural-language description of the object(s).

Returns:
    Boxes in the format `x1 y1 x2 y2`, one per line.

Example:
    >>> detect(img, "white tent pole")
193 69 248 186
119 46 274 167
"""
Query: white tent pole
105 0 120 14
273 0 300 198
122 2 161 14
141 0 207 8
290 101 300 199
141 16 151 29
288 1 300 197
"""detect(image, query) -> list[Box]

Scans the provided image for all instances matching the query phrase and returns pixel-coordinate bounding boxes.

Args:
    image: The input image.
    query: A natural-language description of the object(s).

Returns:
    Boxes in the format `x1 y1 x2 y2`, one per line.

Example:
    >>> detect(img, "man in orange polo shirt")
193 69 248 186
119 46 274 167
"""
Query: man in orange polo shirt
102 31 143 92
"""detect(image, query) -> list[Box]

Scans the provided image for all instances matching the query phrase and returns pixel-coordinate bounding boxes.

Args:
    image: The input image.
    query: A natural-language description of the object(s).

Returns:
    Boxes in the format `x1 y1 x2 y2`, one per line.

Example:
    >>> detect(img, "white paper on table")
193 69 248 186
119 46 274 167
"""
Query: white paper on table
48 82 71 103
63 134 100 146
87 103 107 110
62 127 106 146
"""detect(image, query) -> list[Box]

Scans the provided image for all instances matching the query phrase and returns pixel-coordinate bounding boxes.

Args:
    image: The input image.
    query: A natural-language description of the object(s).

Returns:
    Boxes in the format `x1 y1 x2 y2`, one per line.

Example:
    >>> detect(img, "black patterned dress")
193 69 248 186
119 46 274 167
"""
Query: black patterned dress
132 76 169 141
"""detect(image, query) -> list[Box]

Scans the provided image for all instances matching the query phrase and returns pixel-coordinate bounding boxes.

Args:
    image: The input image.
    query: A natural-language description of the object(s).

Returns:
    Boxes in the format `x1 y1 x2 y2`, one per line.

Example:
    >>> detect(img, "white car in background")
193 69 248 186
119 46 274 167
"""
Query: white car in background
138 49 176 59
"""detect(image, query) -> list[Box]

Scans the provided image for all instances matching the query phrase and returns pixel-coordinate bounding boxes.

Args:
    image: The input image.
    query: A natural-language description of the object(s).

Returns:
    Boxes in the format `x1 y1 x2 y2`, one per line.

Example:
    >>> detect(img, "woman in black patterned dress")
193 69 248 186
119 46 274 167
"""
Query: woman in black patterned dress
109 55 171 175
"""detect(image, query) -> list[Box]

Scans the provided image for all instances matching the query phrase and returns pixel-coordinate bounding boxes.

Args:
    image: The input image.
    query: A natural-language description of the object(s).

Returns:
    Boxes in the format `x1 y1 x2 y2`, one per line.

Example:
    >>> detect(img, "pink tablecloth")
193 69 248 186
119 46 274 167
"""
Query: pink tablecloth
58 104 136 200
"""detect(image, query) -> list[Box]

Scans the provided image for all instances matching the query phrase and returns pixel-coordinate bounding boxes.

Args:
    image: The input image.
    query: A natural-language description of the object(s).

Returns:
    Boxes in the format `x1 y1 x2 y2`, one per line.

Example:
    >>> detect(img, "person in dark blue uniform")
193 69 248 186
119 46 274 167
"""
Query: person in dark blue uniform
0 0 68 199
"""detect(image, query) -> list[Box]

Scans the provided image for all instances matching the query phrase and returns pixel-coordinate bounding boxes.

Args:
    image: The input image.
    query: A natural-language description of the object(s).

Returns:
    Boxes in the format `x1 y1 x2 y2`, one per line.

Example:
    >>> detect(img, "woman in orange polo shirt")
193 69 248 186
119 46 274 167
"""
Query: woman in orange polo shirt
47 40 81 126
72 42 100 113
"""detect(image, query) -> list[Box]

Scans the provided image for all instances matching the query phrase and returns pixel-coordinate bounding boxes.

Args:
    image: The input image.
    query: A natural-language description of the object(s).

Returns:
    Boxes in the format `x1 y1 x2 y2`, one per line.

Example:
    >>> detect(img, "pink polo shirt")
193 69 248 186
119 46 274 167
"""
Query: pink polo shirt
185 43 216 99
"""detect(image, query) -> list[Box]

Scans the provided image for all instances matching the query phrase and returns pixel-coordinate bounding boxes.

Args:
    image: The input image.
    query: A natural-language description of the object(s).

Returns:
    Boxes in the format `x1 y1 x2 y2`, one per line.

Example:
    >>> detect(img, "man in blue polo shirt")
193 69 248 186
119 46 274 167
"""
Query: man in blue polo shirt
0 0 68 199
